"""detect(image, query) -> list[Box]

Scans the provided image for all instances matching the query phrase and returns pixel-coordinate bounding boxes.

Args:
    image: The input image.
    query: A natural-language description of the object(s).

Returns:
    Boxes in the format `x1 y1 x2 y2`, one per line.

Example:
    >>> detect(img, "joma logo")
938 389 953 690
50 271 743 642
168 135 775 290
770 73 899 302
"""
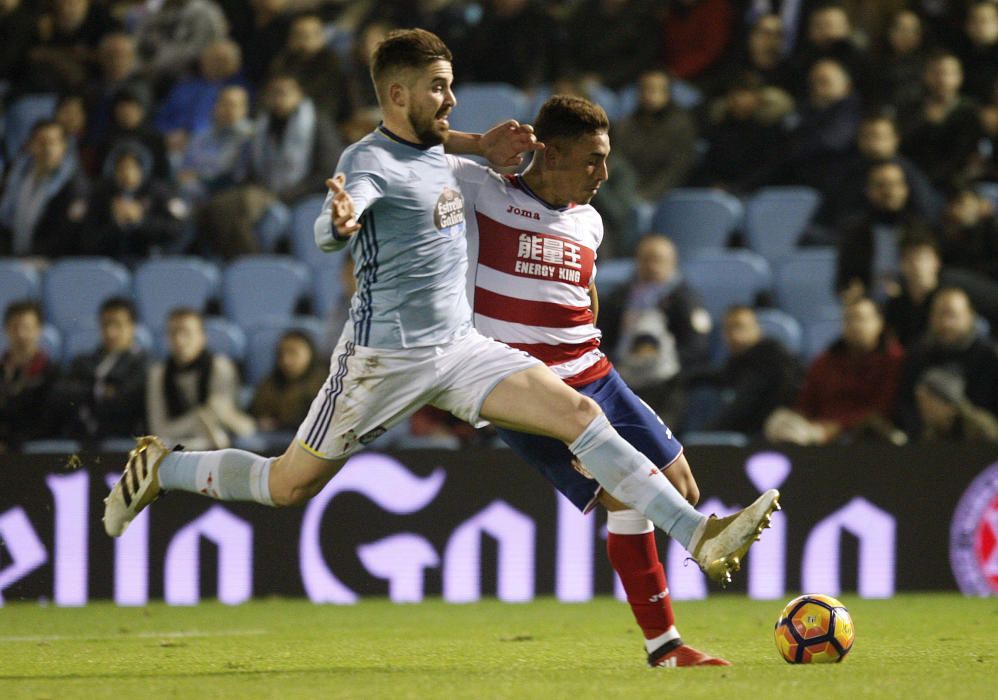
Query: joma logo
507 205 540 220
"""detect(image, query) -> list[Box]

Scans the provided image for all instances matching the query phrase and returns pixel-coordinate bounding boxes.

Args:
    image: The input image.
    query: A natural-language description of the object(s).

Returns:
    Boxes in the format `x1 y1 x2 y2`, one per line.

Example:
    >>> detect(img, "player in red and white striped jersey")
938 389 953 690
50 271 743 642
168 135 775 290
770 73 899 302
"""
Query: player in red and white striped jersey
448 96 729 668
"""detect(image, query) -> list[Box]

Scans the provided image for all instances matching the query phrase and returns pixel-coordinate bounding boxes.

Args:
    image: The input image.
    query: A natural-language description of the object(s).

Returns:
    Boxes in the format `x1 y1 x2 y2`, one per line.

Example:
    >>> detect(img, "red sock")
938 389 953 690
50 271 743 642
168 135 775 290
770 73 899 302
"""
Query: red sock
607 531 676 639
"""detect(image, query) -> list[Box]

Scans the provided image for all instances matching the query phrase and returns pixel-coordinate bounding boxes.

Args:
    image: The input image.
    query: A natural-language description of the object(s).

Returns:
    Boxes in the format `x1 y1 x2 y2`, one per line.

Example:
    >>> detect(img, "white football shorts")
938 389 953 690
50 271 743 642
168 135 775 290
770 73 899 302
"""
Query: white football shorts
295 325 540 460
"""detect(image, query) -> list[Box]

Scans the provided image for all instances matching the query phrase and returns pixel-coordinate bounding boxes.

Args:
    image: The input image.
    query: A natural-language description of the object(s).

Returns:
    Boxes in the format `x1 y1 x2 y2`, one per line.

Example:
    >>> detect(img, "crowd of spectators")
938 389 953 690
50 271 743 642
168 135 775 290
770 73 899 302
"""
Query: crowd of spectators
2 0 998 451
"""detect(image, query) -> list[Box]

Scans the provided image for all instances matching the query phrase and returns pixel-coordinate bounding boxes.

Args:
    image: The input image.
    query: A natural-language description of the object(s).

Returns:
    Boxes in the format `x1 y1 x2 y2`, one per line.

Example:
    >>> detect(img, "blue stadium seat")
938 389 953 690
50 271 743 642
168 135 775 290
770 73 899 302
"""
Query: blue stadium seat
203 317 247 364
134 257 221 331
682 250 772 321
63 324 153 365
616 78 702 119
312 262 350 317
244 315 327 384
803 312 843 360
744 186 822 263
222 256 310 328
680 431 748 447
650 189 744 258
595 258 636 298
0 259 41 314
290 193 331 270
43 258 131 332
975 181 998 208
21 439 82 454
4 93 57 158
755 308 804 356
450 83 528 134
773 249 840 324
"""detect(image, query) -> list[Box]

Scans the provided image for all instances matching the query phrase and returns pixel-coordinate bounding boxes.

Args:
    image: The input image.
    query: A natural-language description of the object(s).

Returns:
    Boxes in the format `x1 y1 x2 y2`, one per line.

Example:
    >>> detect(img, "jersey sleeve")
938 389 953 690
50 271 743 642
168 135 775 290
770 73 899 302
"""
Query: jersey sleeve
314 145 388 252
445 154 491 207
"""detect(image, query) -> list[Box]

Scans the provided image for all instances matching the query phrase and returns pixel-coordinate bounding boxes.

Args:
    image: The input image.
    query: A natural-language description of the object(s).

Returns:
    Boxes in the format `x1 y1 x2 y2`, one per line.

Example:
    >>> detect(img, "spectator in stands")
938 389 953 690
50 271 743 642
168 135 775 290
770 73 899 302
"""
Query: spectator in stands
894 287 998 438
817 112 942 229
874 8 930 109
269 12 351 127
600 234 713 426
957 0 998 103
81 143 188 260
343 19 392 127
783 58 862 192
898 51 981 189
613 69 698 202
884 234 942 348
154 39 249 163
87 32 144 143
0 0 36 90
249 329 325 434
937 184 998 334
0 300 58 451
836 162 935 301
54 92 97 175
236 0 293 86
0 120 88 258
764 296 906 445
564 0 661 90
915 367 998 441
56 297 149 443
197 73 341 258
690 305 801 436
460 0 560 90
709 13 794 97
134 0 227 93
695 71 785 194
177 86 253 204
147 307 256 450
99 84 171 181
789 2 871 99
660 0 736 82
21 0 116 95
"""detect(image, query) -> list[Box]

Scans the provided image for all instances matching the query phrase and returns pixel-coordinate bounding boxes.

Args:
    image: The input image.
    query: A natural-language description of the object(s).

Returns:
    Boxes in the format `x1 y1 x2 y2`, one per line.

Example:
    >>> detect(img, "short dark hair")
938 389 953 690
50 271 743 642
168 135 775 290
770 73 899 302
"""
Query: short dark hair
370 28 452 91
898 228 938 254
4 299 42 325
533 95 609 144
100 296 136 321
30 119 65 140
167 306 203 325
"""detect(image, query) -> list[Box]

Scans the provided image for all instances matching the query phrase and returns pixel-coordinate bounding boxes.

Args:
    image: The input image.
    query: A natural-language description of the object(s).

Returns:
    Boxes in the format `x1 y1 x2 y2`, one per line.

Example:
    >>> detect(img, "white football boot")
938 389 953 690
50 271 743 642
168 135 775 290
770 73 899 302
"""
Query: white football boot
103 435 171 537
689 489 781 586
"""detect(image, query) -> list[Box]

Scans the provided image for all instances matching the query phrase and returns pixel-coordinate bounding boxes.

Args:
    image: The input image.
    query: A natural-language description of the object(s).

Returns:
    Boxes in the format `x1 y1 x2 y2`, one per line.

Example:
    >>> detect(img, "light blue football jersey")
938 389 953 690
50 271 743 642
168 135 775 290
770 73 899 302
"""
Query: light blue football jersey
314 126 472 348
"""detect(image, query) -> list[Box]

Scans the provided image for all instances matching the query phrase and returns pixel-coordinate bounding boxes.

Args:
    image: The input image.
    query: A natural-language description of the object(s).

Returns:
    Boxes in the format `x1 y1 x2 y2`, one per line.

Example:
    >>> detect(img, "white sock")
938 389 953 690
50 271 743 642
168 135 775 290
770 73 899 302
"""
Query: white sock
569 414 706 549
158 449 275 506
606 509 653 535
645 626 681 655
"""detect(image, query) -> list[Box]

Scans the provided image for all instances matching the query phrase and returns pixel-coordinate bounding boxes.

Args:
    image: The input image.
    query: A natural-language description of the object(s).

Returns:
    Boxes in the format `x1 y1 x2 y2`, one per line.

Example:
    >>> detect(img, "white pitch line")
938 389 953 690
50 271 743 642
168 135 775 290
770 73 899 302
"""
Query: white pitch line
0 629 267 643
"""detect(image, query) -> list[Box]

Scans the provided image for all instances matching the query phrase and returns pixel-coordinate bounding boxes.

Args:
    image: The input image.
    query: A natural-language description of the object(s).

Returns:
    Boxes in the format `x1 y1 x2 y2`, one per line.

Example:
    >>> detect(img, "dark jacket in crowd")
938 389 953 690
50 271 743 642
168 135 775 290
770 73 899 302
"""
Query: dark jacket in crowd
57 346 150 441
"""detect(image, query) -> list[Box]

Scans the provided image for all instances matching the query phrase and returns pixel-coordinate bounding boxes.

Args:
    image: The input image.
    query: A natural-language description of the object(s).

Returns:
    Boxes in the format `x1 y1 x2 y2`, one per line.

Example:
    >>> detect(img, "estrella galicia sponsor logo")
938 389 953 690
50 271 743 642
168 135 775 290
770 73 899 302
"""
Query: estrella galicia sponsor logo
433 187 465 231
359 426 388 445
949 461 998 595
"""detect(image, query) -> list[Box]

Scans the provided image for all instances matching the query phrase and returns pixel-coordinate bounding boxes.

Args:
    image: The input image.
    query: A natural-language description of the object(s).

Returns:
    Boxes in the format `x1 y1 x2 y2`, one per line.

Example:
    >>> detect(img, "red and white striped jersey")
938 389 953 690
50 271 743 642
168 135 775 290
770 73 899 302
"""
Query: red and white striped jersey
449 155 611 387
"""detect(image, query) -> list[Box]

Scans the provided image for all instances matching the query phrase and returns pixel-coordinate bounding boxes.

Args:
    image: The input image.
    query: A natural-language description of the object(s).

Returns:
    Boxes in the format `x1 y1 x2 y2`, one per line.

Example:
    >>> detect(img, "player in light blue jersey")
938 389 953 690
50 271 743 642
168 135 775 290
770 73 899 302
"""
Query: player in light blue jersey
103 29 779 591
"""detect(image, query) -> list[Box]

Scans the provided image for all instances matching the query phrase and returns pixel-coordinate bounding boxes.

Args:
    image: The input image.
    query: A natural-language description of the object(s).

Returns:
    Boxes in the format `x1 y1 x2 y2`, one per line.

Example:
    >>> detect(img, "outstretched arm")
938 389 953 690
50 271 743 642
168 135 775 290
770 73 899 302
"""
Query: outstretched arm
446 120 544 168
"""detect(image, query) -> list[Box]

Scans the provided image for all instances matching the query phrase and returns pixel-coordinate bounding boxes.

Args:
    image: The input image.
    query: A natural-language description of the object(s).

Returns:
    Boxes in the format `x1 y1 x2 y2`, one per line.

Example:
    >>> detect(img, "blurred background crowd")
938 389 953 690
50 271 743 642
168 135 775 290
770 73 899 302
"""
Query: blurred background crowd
1 0 997 455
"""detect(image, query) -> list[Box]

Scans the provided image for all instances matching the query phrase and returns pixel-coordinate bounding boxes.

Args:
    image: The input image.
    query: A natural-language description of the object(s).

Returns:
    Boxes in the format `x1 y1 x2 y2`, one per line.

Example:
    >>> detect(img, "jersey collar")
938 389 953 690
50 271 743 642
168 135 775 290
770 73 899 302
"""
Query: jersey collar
511 173 575 212
378 123 434 150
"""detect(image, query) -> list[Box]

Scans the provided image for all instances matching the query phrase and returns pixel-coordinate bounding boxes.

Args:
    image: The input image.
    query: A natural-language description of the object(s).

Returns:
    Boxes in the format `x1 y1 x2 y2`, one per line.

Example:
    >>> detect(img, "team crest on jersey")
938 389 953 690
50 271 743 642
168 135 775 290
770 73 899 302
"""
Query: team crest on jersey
434 187 465 231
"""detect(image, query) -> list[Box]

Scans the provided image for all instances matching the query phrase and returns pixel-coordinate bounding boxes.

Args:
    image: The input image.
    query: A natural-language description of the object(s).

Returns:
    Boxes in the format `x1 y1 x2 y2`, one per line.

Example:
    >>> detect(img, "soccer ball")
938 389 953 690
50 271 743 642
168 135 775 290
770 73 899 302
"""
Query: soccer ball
774 594 855 663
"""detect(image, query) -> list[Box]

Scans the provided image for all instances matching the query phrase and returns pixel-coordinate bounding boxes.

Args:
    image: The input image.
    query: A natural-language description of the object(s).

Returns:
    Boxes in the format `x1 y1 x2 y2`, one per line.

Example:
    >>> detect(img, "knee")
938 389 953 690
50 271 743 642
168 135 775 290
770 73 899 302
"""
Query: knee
572 395 603 431
267 453 328 508
685 481 700 507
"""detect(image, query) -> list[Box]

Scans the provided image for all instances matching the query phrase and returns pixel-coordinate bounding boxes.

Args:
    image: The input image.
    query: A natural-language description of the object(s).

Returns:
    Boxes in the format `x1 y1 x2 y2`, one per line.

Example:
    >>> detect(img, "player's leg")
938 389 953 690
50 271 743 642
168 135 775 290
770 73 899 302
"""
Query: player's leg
479 363 710 547
103 333 430 536
438 331 780 585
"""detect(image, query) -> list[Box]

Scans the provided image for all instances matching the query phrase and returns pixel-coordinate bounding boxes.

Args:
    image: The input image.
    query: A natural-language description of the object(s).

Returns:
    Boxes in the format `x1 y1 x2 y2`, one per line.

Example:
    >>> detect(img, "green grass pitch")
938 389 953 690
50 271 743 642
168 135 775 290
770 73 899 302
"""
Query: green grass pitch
1 594 995 699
